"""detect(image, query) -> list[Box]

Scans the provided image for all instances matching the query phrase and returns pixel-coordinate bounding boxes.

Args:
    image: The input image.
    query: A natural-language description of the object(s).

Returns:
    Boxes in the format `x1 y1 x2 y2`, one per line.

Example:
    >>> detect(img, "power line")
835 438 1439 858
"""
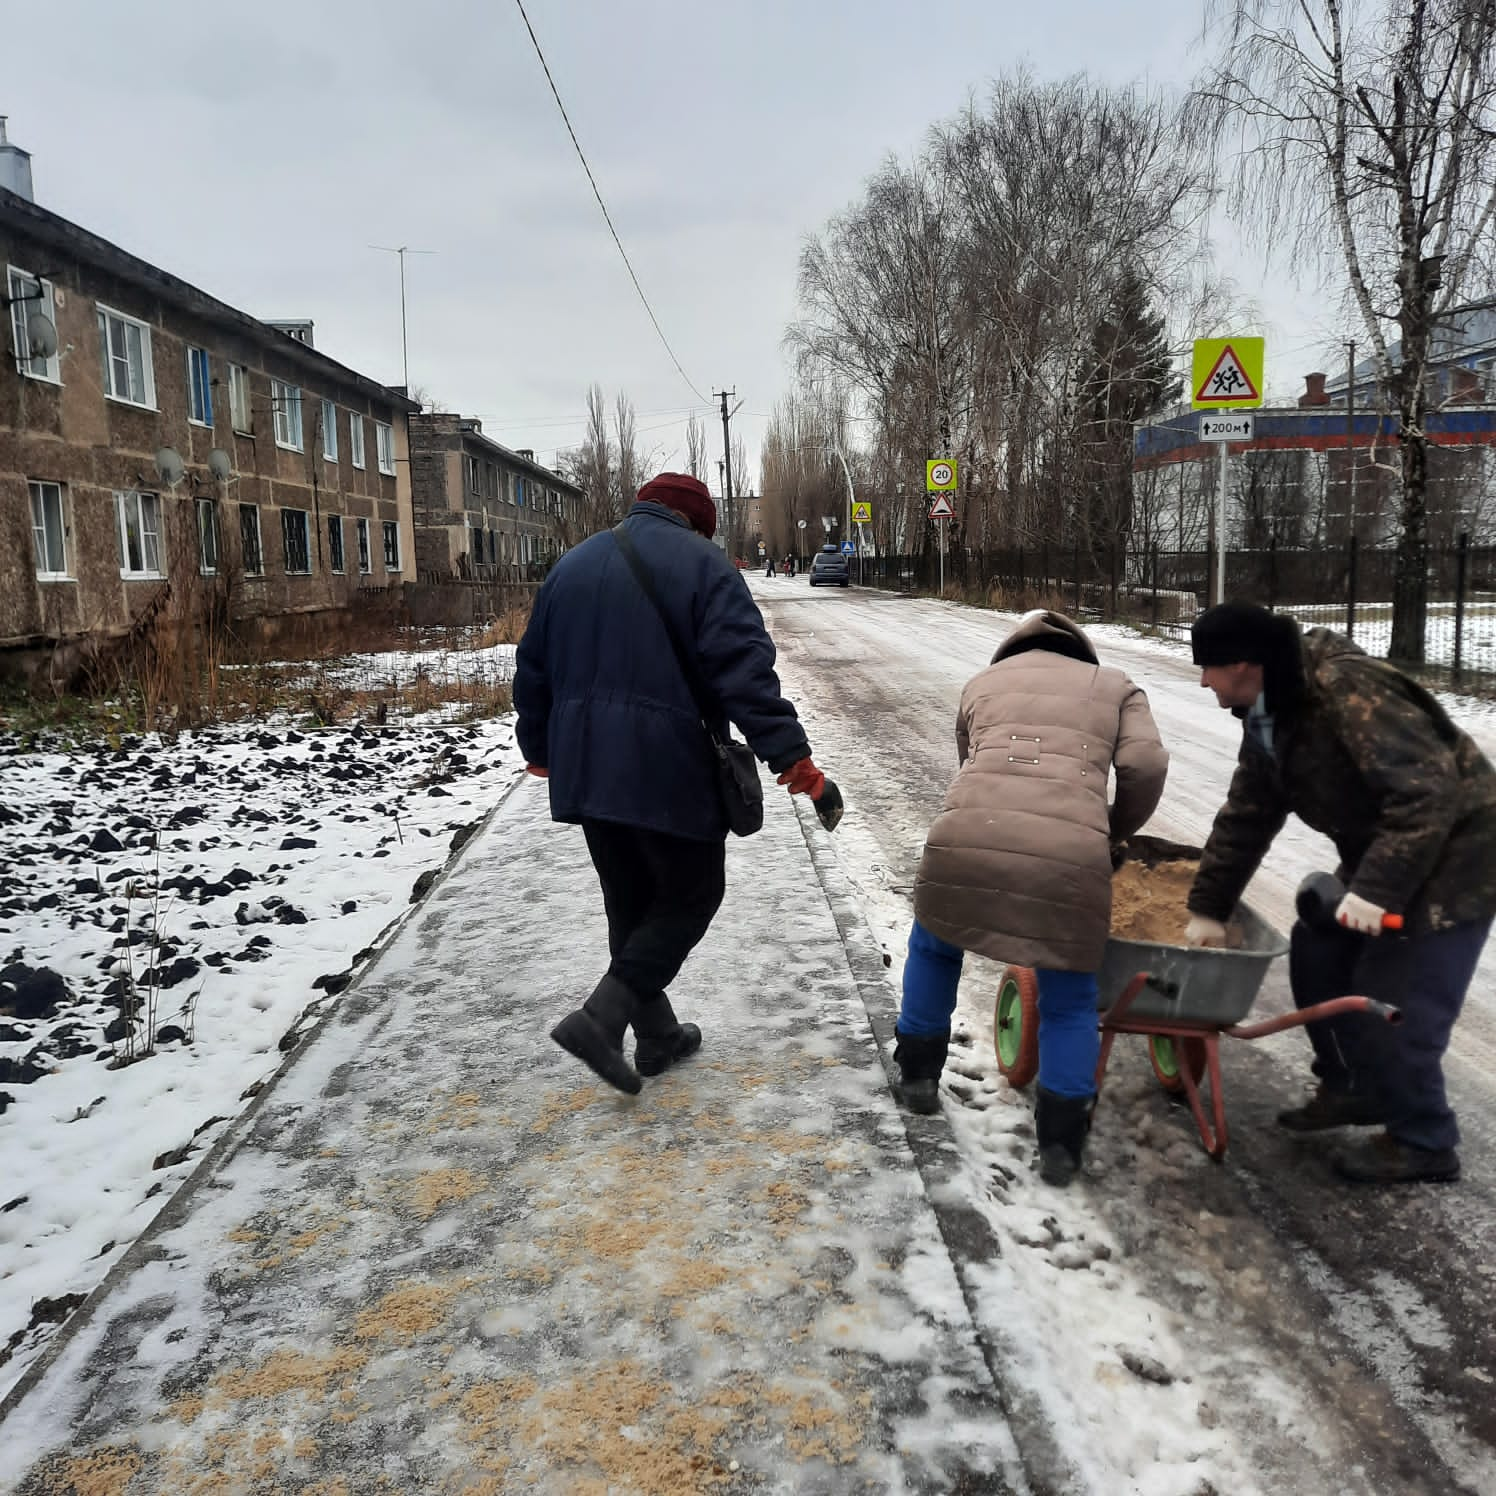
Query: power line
512 0 709 404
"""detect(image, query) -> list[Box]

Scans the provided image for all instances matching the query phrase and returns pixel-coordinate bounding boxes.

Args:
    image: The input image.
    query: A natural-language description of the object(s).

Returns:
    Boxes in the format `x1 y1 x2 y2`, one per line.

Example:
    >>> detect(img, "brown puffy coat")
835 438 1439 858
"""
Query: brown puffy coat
912 611 1169 971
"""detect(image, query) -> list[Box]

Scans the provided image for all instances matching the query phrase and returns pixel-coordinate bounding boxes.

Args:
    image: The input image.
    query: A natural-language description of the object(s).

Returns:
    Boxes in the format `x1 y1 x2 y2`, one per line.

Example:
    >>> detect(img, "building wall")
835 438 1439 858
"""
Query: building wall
1 218 414 650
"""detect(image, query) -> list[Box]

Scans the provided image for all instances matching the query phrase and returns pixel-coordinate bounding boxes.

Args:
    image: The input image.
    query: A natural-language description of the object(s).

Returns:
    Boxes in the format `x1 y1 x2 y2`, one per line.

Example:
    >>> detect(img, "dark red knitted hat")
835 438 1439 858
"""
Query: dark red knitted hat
638 472 716 539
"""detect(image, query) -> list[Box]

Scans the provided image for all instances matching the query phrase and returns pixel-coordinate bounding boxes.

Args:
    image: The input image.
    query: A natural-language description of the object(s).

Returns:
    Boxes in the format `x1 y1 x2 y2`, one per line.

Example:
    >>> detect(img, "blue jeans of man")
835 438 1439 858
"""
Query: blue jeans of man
898 920 1099 1098
1289 916 1490 1152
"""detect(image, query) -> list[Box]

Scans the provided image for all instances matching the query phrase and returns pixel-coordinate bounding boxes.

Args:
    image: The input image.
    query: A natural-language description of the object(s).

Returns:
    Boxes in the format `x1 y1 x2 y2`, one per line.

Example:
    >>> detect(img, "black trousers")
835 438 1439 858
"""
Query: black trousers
582 820 727 1000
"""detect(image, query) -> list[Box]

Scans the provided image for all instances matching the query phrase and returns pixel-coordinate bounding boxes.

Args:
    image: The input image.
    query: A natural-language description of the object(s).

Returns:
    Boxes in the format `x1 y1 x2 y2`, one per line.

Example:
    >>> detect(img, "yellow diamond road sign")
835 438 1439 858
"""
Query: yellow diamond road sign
926 459 957 492
1192 337 1264 410
851 501 872 524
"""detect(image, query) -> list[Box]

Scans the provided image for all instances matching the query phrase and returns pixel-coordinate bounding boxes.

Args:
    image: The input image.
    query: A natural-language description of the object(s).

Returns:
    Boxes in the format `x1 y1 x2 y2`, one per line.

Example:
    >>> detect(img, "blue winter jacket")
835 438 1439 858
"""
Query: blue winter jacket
513 501 812 841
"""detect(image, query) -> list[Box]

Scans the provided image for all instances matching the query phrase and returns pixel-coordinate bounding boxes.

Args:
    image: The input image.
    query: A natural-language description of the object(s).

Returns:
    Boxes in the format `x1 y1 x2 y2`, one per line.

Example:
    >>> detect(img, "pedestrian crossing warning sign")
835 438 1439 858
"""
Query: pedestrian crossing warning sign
1192 338 1264 409
852 501 872 524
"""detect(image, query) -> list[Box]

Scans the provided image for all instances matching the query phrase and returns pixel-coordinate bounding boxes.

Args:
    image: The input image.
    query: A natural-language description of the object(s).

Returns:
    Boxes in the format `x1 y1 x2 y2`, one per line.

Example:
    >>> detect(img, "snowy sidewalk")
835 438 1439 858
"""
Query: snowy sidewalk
1 776 1033 1495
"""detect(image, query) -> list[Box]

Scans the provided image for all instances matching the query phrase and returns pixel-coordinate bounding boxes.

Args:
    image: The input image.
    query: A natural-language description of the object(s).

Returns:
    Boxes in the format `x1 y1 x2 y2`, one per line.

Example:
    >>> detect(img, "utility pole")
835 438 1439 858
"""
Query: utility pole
369 245 435 392
1345 340 1357 542
715 389 736 557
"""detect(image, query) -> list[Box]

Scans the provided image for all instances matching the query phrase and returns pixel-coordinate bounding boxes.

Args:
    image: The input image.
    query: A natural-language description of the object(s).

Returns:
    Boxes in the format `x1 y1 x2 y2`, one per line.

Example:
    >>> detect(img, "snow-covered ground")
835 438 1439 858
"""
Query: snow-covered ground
0 702 523 1396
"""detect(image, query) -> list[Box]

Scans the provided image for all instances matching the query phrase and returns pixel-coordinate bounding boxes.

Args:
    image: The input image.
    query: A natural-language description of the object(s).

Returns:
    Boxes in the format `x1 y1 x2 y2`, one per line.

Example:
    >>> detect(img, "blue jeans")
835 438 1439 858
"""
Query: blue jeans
898 920 1100 1098
1289 915 1490 1151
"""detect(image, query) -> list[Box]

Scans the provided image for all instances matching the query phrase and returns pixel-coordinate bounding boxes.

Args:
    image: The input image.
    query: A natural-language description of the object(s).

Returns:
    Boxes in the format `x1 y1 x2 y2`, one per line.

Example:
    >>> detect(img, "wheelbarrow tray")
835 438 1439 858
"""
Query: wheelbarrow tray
1098 901 1289 1026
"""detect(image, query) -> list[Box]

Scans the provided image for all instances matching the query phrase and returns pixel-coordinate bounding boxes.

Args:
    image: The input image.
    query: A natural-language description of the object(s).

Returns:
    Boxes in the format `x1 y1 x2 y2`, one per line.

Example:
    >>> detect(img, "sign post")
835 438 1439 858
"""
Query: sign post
851 501 872 585
1192 338 1265 605
927 460 957 597
796 517 807 573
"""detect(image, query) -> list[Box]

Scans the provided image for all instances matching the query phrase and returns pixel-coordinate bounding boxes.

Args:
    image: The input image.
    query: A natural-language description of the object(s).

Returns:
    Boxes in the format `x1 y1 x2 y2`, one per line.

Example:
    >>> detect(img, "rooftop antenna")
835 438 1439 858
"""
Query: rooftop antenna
368 244 436 391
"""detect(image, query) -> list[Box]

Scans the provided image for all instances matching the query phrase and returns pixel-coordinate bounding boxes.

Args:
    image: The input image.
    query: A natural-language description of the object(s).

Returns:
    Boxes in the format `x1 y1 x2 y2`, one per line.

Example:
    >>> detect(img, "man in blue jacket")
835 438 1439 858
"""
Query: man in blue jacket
514 472 841 1095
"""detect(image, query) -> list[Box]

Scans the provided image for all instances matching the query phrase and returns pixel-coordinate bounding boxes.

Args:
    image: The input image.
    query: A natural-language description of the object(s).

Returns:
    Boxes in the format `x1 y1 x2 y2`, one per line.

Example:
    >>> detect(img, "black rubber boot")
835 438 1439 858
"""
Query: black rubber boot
1035 1087 1095 1186
632 992 702 1077
550 973 642 1095
893 1029 949 1115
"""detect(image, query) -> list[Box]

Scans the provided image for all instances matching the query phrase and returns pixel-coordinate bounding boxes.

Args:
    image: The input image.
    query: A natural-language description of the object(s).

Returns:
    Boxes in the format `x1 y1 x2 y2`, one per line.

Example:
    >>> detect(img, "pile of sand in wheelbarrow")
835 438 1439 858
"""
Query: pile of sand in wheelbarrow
1110 858 1202 944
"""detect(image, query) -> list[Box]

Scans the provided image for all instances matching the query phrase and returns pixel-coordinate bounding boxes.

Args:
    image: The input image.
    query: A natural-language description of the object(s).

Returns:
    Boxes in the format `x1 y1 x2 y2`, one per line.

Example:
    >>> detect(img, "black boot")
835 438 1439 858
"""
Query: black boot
632 992 702 1077
1035 1088 1095 1186
1277 1084 1384 1132
1331 1132 1461 1184
550 973 642 1095
893 1029 949 1115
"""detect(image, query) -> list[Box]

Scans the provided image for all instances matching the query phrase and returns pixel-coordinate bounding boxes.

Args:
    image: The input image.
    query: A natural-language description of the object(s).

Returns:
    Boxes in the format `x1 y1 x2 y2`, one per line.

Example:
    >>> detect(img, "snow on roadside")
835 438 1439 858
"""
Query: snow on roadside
0 714 523 1397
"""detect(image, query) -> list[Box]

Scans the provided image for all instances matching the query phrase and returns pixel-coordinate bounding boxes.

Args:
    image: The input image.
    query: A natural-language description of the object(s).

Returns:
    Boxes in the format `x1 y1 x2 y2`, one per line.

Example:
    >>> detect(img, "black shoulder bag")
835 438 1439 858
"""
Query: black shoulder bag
612 526 765 838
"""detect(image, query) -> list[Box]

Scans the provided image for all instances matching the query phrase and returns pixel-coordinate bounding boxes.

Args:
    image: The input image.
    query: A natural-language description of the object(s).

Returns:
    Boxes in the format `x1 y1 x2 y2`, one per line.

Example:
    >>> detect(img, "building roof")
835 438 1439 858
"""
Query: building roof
453 417 583 495
0 186 418 412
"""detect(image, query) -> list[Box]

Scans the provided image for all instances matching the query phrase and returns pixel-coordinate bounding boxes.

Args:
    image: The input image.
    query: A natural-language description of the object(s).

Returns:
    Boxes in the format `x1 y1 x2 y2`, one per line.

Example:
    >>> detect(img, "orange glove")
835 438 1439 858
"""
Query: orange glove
525 764 549 778
776 758 825 799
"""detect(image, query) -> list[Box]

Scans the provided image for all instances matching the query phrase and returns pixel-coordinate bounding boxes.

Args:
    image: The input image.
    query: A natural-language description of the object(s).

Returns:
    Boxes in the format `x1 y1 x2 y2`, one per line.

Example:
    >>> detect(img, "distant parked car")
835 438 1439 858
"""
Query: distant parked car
809 544 850 588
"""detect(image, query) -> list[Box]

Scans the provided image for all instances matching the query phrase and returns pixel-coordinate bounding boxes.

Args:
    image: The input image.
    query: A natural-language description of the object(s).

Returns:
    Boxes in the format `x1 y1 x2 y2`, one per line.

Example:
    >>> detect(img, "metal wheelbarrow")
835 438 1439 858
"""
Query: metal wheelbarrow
992 837 1403 1158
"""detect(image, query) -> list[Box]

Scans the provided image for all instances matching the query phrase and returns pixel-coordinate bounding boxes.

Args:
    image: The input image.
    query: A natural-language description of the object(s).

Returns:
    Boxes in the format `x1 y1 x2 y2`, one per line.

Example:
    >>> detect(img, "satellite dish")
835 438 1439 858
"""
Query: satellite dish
154 447 185 489
26 312 58 360
207 448 233 481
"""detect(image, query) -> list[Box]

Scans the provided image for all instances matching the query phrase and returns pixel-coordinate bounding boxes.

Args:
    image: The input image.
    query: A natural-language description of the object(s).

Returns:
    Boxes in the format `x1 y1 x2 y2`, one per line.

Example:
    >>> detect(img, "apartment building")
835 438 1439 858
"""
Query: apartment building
408 412 583 581
1 143 418 674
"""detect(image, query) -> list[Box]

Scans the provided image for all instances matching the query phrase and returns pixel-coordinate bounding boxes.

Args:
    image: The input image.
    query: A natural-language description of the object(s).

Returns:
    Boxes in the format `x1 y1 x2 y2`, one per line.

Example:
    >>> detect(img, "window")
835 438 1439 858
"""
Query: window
114 491 163 577
9 267 60 382
29 481 68 578
282 509 311 574
239 504 264 577
356 517 371 574
382 520 401 571
349 414 366 469
196 498 219 574
327 515 345 574
375 420 395 475
271 379 303 450
228 364 251 432
487 528 497 564
187 347 213 426
321 399 338 461
97 306 155 407
470 522 483 563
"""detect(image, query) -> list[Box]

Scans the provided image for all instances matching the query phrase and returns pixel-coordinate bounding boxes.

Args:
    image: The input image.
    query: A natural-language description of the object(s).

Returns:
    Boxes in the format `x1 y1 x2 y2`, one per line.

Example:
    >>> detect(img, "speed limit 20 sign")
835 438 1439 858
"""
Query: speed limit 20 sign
926 458 958 492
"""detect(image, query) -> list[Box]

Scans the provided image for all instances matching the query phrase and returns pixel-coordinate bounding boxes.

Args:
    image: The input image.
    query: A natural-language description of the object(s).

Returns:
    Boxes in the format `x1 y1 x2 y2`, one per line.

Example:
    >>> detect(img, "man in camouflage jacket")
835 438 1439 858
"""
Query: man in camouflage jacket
1185 602 1496 1184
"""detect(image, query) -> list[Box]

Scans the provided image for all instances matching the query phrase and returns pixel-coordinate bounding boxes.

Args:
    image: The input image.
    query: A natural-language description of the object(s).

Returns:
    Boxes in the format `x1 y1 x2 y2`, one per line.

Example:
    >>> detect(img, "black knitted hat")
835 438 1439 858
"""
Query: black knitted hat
1192 603 1305 710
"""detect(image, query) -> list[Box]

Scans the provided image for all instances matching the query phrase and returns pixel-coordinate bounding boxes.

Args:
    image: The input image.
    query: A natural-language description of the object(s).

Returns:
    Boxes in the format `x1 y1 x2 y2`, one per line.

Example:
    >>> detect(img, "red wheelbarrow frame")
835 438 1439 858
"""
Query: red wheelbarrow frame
1095 972 1403 1159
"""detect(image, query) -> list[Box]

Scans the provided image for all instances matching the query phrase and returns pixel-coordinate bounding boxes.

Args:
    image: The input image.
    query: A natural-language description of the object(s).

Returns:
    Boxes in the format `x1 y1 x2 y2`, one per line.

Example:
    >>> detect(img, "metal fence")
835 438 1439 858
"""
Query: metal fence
858 535 1496 693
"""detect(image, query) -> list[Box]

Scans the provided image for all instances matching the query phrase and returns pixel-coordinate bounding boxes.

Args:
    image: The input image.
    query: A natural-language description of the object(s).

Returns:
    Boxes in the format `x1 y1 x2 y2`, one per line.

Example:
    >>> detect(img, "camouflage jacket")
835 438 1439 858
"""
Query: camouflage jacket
1189 628 1496 933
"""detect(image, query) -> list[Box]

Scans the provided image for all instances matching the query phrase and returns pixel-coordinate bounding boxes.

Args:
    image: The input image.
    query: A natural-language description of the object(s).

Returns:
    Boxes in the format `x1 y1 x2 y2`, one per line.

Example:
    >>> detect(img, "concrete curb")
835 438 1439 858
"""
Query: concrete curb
791 795 1085 1496
0 768 529 1426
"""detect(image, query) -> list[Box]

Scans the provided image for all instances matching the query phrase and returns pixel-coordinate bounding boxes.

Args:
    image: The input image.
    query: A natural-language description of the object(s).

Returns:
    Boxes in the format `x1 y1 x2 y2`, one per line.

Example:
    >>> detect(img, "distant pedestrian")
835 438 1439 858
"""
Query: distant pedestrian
1185 603 1496 1183
514 473 844 1095
897 611 1168 1185
765 555 775 578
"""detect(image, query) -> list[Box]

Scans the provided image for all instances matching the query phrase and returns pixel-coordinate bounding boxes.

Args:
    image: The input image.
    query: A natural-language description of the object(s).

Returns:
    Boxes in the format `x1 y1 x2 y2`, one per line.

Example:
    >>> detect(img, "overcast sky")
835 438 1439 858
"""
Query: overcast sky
11 0 1342 487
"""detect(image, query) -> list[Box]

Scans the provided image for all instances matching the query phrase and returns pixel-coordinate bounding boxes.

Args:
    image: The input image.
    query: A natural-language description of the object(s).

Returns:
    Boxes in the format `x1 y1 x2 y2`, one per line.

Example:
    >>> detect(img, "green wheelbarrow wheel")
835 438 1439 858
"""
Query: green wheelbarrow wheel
994 966 1040 1088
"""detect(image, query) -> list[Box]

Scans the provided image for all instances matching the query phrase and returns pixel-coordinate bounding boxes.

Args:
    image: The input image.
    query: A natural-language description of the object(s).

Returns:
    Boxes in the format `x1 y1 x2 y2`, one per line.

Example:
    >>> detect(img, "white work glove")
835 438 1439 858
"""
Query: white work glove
1185 915 1228 948
1335 892 1387 936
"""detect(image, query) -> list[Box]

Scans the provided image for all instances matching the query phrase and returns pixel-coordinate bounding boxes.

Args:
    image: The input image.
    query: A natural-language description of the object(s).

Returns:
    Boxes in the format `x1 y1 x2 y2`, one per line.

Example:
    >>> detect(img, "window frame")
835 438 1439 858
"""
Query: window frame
187 346 214 427
271 378 304 451
97 304 157 409
8 266 61 383
321 398 339 462
114 490 165 579
281 507 313 576
239 503 265 578
327 514 345 574
356 517 372 574
228 363 252 433
29 480 70 580
382 519 401 571
375 421 395 476
349 414 366 470
196 496 219 575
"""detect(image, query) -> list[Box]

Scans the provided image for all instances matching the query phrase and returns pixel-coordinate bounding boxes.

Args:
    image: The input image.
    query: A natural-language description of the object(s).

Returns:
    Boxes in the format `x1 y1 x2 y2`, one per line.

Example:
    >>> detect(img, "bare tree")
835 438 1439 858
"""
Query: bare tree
1190 0 1496 659
684 412 707 481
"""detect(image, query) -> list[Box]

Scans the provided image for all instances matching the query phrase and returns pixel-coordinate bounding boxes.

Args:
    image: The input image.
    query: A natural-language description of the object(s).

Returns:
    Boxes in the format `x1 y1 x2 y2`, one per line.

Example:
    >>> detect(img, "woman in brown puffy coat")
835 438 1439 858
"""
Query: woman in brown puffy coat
896 610 1169 1184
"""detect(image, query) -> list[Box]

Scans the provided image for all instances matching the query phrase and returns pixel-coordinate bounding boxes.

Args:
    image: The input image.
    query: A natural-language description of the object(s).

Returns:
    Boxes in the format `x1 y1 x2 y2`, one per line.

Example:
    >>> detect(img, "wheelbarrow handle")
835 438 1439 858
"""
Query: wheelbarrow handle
1226 994 1402 1040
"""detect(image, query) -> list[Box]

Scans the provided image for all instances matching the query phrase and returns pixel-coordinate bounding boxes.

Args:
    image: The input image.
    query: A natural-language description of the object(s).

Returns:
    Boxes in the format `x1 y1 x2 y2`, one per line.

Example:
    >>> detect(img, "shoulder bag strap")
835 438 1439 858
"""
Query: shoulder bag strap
612 524 721 736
